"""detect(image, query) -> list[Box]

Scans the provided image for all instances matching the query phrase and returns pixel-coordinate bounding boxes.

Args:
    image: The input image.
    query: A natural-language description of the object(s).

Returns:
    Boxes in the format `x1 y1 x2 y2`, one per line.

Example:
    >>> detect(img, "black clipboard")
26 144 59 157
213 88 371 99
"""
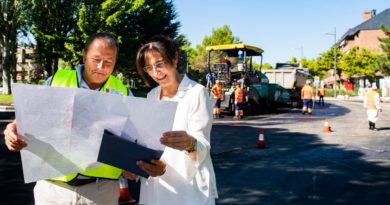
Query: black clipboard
97 130 164 178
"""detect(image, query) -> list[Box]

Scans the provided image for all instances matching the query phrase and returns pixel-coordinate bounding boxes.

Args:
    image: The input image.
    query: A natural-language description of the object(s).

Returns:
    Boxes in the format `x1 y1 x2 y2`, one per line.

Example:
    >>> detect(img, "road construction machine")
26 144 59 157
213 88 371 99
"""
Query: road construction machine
206 44 292 114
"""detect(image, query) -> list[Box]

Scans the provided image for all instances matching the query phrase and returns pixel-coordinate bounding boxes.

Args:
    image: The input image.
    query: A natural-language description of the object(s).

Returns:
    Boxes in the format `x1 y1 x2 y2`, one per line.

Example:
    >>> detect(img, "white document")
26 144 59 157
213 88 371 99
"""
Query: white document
12 83 177 183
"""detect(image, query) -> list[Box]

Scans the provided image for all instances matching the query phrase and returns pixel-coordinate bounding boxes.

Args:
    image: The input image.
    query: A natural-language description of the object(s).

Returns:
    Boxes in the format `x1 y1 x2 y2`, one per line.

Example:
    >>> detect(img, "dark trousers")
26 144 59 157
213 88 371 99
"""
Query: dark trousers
318 96 324 106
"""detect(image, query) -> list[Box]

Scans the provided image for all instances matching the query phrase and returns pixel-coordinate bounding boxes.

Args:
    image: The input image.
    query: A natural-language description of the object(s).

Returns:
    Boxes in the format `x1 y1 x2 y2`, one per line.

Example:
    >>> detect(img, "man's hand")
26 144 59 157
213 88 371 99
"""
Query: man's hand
122 171 138 180
3 120 27 151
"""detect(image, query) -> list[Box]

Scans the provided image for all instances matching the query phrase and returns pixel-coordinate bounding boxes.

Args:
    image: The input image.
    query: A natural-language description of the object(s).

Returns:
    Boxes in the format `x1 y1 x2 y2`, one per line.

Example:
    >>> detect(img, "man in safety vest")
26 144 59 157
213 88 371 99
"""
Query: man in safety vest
3 33 140 204
364 84 382 131
301 80 314 114
318 86 325 106
211 80 223 118
234 82 244 119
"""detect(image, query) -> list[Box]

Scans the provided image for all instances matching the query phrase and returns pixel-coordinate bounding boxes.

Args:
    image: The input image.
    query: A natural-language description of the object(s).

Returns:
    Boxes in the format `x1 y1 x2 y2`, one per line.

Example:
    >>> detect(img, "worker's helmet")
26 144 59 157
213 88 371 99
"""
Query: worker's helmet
371 84 378 90
306 79 312 85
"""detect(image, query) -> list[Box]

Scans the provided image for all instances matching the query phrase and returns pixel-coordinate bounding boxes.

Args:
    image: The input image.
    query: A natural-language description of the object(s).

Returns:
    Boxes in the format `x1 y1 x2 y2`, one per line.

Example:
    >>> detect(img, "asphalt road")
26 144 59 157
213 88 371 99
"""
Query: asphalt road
0 115 35 205
1 99 390 205
212 99 390 205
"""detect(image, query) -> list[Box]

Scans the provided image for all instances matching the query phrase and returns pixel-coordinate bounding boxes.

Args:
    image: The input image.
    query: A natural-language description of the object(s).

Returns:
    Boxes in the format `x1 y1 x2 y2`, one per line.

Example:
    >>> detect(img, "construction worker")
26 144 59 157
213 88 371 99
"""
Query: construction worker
234 82 244 119
211 80 223 118
364 84 382 131
301 79 314 114
318 85 325 106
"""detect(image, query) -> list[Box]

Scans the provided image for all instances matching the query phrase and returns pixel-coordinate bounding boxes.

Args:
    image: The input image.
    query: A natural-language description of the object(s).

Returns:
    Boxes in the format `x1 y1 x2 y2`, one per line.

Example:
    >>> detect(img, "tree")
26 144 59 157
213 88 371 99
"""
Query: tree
67 0 180 87
377 25 390 75
190 25 241 72
339 48 377 80
255 63 273 70
0 0 29 94
301 58 321 77
288 57 298 64
315 48 343 78
29 0 80 77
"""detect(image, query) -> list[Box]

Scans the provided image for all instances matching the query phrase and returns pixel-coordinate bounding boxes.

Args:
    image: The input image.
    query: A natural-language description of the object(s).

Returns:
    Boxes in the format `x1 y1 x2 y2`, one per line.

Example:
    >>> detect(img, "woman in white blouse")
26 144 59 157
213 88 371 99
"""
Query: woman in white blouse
133 35 218 205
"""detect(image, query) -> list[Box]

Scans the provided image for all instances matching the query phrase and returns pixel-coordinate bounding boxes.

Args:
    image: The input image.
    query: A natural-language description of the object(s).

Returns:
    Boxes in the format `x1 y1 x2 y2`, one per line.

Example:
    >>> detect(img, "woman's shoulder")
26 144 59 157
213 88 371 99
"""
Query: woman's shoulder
184 77 207 94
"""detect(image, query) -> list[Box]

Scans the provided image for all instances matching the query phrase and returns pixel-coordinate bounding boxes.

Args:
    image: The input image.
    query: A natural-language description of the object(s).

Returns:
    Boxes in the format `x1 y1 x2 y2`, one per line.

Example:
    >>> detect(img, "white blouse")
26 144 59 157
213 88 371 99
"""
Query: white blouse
139 75 218 205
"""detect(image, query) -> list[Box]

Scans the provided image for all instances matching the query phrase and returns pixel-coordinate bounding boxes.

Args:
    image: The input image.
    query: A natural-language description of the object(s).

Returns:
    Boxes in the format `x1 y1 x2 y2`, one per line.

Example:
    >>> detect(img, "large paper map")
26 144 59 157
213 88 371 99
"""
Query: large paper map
12 83 177 183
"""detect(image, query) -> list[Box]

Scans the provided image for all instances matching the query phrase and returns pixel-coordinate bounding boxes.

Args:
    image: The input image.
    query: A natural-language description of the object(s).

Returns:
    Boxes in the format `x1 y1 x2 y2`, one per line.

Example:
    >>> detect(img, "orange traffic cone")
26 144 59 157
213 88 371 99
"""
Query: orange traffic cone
119 176 136 204
323 118 332 133
256 130 266 148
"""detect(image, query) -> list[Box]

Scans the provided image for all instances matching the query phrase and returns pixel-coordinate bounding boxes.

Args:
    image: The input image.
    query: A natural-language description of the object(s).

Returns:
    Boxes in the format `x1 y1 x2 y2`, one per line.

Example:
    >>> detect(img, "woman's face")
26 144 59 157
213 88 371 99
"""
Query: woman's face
144 51 179 89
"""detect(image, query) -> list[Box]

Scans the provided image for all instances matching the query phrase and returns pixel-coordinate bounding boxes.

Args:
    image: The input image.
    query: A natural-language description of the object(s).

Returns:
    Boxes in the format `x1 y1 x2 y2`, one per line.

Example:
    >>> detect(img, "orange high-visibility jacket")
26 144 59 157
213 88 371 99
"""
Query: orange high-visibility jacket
211 84 223 99
318 88 325 96
235 87 244 104
301 85 314 100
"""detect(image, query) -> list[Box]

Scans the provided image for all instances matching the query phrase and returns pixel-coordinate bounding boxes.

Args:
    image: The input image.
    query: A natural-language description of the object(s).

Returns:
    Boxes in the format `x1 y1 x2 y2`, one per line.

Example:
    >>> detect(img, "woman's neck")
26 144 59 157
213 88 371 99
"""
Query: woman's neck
160 74 183 99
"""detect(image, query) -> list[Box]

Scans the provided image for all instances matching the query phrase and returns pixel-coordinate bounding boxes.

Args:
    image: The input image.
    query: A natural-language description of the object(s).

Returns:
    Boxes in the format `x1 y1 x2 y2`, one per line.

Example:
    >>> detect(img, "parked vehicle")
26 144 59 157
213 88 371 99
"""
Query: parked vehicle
262 63 310 107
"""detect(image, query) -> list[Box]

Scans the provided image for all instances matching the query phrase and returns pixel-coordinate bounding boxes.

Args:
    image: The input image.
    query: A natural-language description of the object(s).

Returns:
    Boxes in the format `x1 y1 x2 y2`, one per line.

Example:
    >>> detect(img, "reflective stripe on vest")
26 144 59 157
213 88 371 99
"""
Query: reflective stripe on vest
235 88 244 103
212 84 223 99
49 69 128 182
366 91 378 110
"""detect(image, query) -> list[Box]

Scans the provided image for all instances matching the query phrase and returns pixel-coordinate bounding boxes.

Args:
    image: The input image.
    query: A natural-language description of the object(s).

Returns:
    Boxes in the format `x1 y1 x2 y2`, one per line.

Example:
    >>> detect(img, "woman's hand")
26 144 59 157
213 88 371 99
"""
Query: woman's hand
137 159 166 177
160 131 194 151
3 120 27 151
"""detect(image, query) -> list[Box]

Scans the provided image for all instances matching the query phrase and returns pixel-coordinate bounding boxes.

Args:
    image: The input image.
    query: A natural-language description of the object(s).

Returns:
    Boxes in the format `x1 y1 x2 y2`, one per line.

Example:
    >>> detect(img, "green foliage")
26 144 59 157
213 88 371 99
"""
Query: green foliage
202 25 240 46
289 57 298 64
190 25 241 72
338 89 356 96
0 0 30 94
302 46 378 81
316 47 343 77
377 26 390 75
339 48 377 80
29 0 79 77
324 88 335 97
68 0 180 87
0 94 13 104
261 63 273 70
252 62 272 71
301 58 324 78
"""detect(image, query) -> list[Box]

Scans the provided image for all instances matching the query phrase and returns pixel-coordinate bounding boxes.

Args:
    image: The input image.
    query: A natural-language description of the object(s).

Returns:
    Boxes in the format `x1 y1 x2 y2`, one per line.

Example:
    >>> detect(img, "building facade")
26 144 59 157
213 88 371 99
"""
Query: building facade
339 9 390 54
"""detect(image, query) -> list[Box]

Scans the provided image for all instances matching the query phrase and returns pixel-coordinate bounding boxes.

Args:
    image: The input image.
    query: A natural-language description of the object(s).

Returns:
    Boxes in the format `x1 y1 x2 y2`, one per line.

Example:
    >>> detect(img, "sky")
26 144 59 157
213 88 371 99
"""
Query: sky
174 0 389 67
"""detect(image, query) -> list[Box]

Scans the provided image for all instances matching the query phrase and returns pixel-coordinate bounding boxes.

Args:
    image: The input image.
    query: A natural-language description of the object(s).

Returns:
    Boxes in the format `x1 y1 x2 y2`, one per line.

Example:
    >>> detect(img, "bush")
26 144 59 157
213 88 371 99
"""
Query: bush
0 94 13 105
325 88 335 97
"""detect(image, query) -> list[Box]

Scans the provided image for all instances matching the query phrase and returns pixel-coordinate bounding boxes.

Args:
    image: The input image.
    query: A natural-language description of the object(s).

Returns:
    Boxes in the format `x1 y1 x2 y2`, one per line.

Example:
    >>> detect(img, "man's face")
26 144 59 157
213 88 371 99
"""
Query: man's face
83 39 117 90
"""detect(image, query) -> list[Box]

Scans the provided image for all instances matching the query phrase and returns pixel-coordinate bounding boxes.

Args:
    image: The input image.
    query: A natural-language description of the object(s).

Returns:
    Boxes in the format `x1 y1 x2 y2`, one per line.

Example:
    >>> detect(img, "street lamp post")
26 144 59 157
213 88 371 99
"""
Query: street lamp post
326 27 337 98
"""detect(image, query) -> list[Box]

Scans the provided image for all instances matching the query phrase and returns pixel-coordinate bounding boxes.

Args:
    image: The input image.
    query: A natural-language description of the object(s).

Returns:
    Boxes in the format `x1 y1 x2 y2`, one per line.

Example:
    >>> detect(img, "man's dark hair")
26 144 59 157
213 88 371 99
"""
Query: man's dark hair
83 32 119 58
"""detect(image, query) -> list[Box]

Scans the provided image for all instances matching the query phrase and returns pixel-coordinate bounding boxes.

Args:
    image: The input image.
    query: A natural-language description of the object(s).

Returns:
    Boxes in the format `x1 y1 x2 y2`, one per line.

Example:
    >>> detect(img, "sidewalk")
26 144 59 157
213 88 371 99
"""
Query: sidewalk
324 95 390 103
0 104 14 112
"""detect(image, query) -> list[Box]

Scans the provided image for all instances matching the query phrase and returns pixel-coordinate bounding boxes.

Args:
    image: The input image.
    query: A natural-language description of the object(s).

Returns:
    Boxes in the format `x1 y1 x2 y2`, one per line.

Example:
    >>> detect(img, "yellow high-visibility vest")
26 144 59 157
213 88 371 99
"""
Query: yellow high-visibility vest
49 69 128 182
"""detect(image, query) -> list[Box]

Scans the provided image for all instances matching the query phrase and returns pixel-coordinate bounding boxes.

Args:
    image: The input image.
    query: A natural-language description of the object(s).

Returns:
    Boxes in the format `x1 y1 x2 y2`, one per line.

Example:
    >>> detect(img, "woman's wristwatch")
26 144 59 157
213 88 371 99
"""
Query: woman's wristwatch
185 137 197 153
